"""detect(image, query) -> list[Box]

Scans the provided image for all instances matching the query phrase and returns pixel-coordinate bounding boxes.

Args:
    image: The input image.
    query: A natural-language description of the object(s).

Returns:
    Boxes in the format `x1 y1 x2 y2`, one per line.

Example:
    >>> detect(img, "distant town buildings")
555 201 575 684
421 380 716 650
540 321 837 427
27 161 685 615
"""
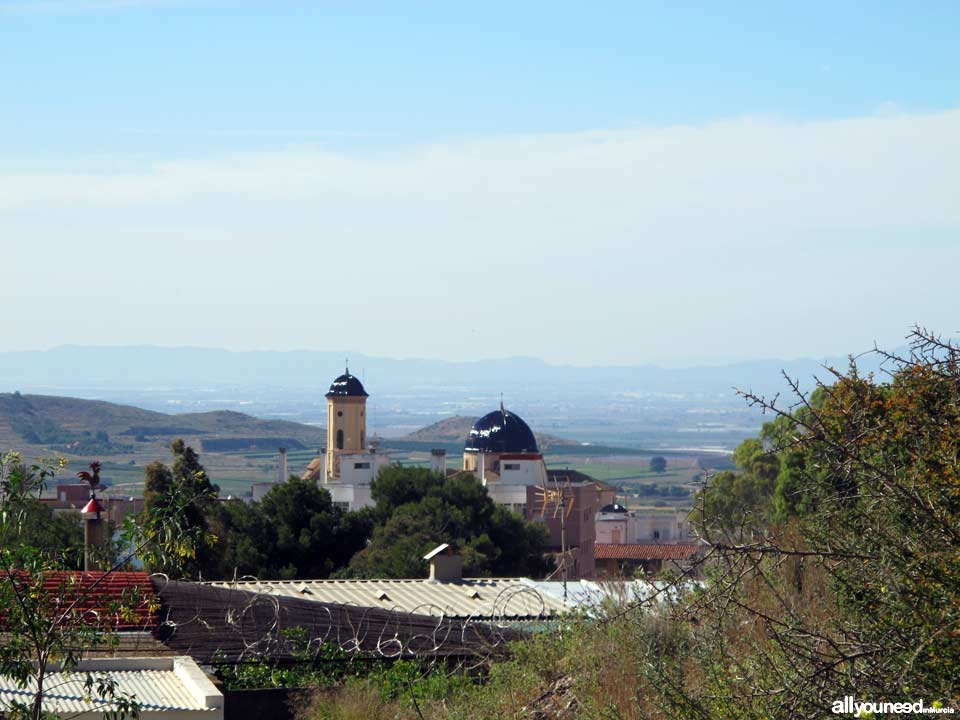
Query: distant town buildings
595 503 693 544
284 369 705 579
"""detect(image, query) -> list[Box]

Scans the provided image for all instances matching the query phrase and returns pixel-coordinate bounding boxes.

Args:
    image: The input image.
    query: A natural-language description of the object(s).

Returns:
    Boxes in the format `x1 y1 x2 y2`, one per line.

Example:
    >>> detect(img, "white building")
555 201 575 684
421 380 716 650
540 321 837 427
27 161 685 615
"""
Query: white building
595 503 693 544
0 656 223 720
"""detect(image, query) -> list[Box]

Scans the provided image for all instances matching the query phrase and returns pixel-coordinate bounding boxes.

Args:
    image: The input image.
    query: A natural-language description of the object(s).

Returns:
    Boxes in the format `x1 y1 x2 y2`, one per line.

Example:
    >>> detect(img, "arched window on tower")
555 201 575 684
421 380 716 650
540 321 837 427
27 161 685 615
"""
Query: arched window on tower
336 430 344 450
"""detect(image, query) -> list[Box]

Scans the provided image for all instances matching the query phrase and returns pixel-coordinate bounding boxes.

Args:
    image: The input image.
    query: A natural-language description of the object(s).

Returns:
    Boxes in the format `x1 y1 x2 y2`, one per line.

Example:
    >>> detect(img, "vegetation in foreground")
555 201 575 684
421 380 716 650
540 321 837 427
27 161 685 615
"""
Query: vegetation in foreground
297 328 960 718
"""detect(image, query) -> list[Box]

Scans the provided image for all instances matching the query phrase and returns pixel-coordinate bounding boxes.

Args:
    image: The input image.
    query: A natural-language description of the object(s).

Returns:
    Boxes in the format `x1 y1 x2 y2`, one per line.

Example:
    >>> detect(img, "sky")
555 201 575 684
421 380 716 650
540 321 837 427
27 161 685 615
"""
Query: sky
2 1 958 366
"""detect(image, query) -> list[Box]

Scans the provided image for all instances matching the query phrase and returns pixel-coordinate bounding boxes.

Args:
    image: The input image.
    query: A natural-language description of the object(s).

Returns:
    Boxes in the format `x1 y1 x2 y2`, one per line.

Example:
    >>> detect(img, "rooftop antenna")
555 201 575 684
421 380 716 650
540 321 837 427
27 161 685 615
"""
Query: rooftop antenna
500 392 505 416
535 474 575 602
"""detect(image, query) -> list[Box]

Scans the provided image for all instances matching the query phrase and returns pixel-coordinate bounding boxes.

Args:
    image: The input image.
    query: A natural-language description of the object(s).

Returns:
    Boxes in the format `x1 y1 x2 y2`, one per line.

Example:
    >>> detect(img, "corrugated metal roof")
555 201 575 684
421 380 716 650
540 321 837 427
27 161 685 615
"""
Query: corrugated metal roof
207 578 569 619
0 658 220 716
594 543 700 560
525 579 702 608
156 581 525 662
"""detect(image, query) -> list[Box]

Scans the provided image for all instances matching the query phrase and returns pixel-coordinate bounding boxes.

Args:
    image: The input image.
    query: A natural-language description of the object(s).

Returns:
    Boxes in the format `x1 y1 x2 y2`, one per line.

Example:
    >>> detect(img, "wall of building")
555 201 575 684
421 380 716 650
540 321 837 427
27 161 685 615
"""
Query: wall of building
337 452 389 485
596 512 694 544
526 483 598 578
498 455 548 486
487 483 529 515
327 482 374 511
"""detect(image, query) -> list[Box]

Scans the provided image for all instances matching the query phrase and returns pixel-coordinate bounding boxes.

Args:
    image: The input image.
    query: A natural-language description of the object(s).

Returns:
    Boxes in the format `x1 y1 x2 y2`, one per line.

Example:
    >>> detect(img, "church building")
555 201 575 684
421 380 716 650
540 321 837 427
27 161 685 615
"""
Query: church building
311 368 387 510
462 405 548 514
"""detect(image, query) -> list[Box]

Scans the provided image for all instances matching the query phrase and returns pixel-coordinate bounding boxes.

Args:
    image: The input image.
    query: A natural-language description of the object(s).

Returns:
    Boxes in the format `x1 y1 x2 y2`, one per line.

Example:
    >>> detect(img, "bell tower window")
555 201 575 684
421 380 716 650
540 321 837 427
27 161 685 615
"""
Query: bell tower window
336 430 344 450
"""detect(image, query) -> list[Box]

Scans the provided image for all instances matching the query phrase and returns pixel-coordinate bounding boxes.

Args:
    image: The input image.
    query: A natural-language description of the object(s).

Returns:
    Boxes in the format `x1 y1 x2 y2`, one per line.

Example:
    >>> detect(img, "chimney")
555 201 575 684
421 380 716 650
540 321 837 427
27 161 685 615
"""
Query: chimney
277 447 288 484
82 497 107 571
430 448 446 476
423 543 463 582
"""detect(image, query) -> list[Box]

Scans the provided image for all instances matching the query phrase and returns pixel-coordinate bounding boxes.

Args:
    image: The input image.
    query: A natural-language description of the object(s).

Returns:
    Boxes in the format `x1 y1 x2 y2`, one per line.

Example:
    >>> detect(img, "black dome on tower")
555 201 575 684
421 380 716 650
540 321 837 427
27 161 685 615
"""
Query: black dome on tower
325 372 368 398
464 408 539 454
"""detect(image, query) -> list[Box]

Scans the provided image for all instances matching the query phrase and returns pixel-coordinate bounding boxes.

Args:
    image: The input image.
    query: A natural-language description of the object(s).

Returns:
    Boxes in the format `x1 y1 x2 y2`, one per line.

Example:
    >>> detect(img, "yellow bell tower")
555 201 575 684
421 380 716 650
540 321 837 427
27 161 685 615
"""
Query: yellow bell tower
325 367 368 480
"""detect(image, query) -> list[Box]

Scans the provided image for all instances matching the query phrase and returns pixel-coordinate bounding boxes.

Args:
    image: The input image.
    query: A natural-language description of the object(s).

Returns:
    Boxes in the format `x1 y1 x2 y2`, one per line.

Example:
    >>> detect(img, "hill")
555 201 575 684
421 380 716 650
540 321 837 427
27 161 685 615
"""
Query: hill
401 415 575 451
0 392 324 457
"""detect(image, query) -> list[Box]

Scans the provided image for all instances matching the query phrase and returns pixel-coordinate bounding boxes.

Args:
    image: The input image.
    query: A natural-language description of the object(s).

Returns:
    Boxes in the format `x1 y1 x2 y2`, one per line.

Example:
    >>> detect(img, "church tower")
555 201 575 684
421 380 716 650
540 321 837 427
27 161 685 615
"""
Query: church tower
325 367 369 480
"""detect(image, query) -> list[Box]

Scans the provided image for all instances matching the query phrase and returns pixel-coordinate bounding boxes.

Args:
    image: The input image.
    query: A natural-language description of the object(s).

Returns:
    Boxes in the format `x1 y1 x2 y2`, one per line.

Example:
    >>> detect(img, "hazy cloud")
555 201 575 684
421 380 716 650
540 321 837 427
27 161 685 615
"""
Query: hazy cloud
4 109 959 364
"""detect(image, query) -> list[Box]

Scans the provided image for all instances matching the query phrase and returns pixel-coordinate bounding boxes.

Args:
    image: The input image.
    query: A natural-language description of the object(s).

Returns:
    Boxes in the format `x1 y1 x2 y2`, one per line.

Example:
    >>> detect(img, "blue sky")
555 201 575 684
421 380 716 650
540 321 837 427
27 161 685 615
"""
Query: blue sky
2 1 959 365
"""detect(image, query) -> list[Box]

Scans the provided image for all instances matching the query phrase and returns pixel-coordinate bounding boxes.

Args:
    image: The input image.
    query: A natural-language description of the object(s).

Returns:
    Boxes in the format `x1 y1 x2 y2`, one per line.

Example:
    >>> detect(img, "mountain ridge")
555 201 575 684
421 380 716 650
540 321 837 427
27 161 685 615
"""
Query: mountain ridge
0 344 898 397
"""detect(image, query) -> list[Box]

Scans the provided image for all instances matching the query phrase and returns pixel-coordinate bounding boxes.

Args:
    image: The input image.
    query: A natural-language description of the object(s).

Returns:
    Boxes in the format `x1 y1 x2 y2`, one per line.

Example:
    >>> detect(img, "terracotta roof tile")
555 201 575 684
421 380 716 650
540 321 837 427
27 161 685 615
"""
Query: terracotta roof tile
3 571 157 631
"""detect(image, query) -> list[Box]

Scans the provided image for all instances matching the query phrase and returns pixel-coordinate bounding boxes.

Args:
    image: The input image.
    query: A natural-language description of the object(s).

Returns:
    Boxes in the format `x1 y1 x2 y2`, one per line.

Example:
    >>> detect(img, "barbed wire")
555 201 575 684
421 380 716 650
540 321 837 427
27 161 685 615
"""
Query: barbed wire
150 574 550 669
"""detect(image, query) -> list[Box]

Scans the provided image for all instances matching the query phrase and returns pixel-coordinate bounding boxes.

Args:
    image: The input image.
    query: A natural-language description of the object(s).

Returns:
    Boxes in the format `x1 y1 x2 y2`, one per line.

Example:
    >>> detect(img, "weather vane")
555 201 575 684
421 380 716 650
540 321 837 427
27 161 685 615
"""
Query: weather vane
77 461 101 498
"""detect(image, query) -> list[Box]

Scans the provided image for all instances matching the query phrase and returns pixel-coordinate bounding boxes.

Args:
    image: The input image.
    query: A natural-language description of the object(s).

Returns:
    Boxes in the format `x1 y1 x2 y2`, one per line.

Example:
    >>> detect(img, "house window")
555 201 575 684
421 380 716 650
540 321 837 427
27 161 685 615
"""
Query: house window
354 462 371 469
503 463 520 471
653 530 660 540
336 430 344 449
333 501 349 511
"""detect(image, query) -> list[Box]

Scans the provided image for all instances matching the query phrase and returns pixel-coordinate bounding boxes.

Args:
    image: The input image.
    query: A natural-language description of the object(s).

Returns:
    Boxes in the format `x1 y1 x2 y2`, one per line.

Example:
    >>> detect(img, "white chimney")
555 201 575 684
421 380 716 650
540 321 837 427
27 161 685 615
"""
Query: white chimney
430 448 447 476
319 448 328 484
277 447 288 484
424 543 463 581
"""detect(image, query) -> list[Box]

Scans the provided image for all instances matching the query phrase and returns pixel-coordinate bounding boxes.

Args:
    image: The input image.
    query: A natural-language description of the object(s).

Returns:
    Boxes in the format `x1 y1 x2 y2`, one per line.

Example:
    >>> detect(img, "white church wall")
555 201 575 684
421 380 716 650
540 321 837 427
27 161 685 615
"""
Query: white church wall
498 457 547 486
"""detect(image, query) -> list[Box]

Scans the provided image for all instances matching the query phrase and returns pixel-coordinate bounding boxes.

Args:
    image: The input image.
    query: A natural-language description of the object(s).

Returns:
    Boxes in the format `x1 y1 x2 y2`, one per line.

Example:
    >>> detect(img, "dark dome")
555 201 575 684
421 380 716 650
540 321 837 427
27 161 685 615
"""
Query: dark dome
600 503 628 514
464 408 539 454
325 372 368 398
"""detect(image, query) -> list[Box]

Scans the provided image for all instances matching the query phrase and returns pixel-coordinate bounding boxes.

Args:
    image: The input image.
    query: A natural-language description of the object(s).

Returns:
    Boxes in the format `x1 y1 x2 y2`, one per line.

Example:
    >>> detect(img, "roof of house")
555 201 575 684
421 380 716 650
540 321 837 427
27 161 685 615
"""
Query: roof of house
594 543 701 561
527 579 692 609
0 656 222 718
205 576 569 620
3 571 157 631
155 581 524 663
545 469 616 493
301 457 324 480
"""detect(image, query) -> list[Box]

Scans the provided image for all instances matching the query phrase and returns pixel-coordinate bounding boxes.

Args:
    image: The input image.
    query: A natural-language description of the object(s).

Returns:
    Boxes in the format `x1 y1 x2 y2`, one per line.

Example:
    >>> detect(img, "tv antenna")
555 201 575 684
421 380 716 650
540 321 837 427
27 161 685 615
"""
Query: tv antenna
535 474 575 602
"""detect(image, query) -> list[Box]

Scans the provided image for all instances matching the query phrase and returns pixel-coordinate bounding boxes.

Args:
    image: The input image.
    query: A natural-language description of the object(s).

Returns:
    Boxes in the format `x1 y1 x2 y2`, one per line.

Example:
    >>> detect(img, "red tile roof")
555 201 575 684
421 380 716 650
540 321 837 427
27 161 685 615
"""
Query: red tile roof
3 571 157 631
594 543 701 561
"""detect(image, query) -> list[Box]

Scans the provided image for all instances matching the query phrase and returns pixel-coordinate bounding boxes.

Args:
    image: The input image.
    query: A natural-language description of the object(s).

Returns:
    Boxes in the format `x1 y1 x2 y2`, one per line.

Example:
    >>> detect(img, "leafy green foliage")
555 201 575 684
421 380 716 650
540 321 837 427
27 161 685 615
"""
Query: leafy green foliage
345 466 549 578
665 337 960 716
649 455 667 473
217 627 355 690
5 499 84 570
140 439 220 577
215 478 370 580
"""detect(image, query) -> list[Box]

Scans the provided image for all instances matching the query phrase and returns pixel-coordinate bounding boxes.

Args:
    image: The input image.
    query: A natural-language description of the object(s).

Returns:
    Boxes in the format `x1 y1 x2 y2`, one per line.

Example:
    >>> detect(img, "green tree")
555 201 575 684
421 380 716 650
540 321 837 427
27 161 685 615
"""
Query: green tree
649 456 667 473
10 500 85 570
216 477 371 580
347 467 549 578
650 330 960 717
142 439 221 578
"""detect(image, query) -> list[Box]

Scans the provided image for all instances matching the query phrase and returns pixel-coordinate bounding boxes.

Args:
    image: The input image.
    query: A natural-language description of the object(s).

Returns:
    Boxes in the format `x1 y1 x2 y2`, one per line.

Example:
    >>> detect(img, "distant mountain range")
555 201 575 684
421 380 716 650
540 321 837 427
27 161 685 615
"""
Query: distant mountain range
0 344 897 397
